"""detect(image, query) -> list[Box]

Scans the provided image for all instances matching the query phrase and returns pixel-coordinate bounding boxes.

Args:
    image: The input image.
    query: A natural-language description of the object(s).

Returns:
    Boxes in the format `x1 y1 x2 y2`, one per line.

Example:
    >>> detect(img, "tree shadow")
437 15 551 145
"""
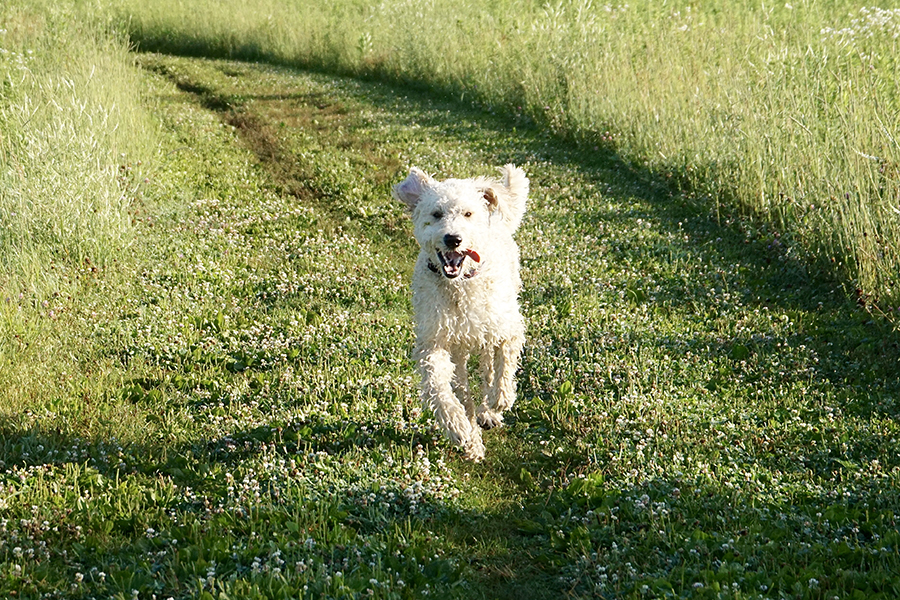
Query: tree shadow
0 411 567 598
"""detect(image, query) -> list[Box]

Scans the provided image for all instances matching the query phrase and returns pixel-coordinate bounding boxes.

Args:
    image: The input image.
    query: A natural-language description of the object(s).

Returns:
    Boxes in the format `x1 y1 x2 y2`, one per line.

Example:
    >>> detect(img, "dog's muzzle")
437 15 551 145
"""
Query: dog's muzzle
430 249 481 279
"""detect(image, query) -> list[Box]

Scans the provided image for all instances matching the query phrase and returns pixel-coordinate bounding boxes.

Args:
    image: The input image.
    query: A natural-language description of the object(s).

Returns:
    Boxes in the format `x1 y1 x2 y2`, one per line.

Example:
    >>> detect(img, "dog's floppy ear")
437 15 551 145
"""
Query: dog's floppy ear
393 167 433 210
482 187 499 210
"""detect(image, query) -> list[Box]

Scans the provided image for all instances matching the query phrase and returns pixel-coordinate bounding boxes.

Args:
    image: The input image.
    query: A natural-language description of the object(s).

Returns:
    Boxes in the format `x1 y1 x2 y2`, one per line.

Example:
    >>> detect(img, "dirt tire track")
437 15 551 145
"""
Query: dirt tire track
142 58 347 206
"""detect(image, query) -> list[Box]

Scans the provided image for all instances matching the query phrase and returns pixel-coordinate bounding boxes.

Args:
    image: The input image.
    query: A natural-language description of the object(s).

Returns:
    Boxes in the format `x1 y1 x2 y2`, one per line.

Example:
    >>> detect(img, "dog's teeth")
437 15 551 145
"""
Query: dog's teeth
437 250 467 278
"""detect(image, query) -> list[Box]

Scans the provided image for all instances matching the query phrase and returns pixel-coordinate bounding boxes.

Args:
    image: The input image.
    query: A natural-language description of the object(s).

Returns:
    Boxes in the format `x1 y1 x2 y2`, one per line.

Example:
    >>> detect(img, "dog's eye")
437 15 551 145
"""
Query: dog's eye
464 211 472 218
432 211 443 219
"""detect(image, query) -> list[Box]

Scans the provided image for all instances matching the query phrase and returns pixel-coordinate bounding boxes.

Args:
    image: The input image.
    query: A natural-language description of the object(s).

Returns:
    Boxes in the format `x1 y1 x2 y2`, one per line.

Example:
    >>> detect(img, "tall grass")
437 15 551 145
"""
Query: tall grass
108 0 900 313
0 0 155 293
0 0 156 412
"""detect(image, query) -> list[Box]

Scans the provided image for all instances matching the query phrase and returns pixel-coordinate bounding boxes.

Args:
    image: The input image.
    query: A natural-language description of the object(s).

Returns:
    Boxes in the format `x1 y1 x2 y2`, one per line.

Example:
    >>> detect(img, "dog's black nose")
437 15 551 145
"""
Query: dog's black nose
443 234 463 249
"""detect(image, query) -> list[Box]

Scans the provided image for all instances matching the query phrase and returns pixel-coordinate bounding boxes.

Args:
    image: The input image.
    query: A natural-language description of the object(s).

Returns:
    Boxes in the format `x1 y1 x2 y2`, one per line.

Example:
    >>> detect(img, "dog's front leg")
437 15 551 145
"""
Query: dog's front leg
451 347 485 461
419 346 483 460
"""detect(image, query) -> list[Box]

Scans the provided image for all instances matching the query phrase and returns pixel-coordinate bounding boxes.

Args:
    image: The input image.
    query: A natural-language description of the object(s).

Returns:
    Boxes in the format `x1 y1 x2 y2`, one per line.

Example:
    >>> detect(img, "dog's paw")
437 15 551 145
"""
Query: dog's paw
446 417 473 448
446 418 484 461
462 434 485 462
476 406 505 430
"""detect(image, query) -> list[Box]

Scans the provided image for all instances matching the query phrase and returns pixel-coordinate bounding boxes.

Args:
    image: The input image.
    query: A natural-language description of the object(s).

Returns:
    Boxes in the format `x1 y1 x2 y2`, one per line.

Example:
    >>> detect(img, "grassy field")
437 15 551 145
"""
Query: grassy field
104 0 900 317
1 47 900 598
1 0 900 598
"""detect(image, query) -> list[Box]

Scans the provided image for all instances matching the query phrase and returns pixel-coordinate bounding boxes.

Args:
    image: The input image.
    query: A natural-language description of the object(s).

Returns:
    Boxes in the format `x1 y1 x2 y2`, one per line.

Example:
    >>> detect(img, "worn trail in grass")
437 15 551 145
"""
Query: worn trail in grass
2 54 899 599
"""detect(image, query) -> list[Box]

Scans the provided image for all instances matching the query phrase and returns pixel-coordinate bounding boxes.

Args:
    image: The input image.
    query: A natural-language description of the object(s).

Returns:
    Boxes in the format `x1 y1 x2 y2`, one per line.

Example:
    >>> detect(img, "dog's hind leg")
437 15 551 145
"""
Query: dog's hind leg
495 333 524 412
450 347 471 410
476 346 501 428
477 334 524 429
419 346 482 460
451 347 476 423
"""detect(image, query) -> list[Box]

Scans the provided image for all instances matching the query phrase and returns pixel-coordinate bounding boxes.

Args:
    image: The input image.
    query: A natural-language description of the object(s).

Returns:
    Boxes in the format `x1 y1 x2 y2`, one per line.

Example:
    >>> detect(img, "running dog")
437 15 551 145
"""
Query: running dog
393 164 528 461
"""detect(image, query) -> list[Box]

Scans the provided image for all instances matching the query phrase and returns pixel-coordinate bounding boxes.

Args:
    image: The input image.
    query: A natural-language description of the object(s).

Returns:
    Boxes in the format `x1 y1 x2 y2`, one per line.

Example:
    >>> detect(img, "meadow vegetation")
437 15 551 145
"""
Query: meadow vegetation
106 0 900 315
0 0 154 286
1 0 900 598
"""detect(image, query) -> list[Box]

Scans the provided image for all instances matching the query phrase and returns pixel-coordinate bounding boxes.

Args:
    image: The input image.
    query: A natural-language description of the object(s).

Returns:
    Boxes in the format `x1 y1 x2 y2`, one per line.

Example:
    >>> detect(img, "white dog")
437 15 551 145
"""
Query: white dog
393 164 528 461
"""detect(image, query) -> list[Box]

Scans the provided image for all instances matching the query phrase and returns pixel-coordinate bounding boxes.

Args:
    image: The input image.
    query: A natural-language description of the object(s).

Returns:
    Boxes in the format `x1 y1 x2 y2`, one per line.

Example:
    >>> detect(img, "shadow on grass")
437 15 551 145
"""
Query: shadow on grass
0 411 564 599
1 357 897 599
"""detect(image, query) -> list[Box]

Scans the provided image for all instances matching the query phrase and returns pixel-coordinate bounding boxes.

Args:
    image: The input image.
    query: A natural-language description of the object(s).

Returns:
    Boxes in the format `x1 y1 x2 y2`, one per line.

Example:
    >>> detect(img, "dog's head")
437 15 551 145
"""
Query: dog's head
393 165 528 280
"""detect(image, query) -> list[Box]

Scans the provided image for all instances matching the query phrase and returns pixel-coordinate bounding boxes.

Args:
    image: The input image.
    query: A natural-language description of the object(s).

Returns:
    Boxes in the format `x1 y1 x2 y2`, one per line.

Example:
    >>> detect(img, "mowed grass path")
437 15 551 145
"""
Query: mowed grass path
2 54 899 599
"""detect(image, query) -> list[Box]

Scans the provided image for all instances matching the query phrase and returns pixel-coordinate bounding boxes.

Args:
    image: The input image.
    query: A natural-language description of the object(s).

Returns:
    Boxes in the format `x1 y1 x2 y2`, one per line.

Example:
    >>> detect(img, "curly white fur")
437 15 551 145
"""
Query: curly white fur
394 164 528 461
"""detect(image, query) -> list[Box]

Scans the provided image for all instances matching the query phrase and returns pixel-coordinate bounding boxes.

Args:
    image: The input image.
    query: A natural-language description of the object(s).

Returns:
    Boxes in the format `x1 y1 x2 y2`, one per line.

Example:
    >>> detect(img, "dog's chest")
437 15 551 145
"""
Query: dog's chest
413 273 519 347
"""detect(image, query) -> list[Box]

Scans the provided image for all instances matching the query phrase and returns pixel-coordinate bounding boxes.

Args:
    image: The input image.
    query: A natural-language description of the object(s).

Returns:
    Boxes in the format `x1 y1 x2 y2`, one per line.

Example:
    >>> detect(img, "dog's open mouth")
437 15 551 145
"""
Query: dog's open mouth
437 249 481 279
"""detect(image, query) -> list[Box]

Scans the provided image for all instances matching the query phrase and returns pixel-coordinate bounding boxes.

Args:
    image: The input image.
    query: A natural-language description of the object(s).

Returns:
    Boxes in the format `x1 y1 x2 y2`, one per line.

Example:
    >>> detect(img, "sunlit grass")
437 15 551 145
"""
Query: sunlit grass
106 0 900 315
1 0 899 597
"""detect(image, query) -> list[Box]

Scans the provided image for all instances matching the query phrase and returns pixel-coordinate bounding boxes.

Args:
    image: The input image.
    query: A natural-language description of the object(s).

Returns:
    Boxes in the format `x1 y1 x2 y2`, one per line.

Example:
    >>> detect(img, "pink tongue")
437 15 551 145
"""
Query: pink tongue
464 250 481 263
